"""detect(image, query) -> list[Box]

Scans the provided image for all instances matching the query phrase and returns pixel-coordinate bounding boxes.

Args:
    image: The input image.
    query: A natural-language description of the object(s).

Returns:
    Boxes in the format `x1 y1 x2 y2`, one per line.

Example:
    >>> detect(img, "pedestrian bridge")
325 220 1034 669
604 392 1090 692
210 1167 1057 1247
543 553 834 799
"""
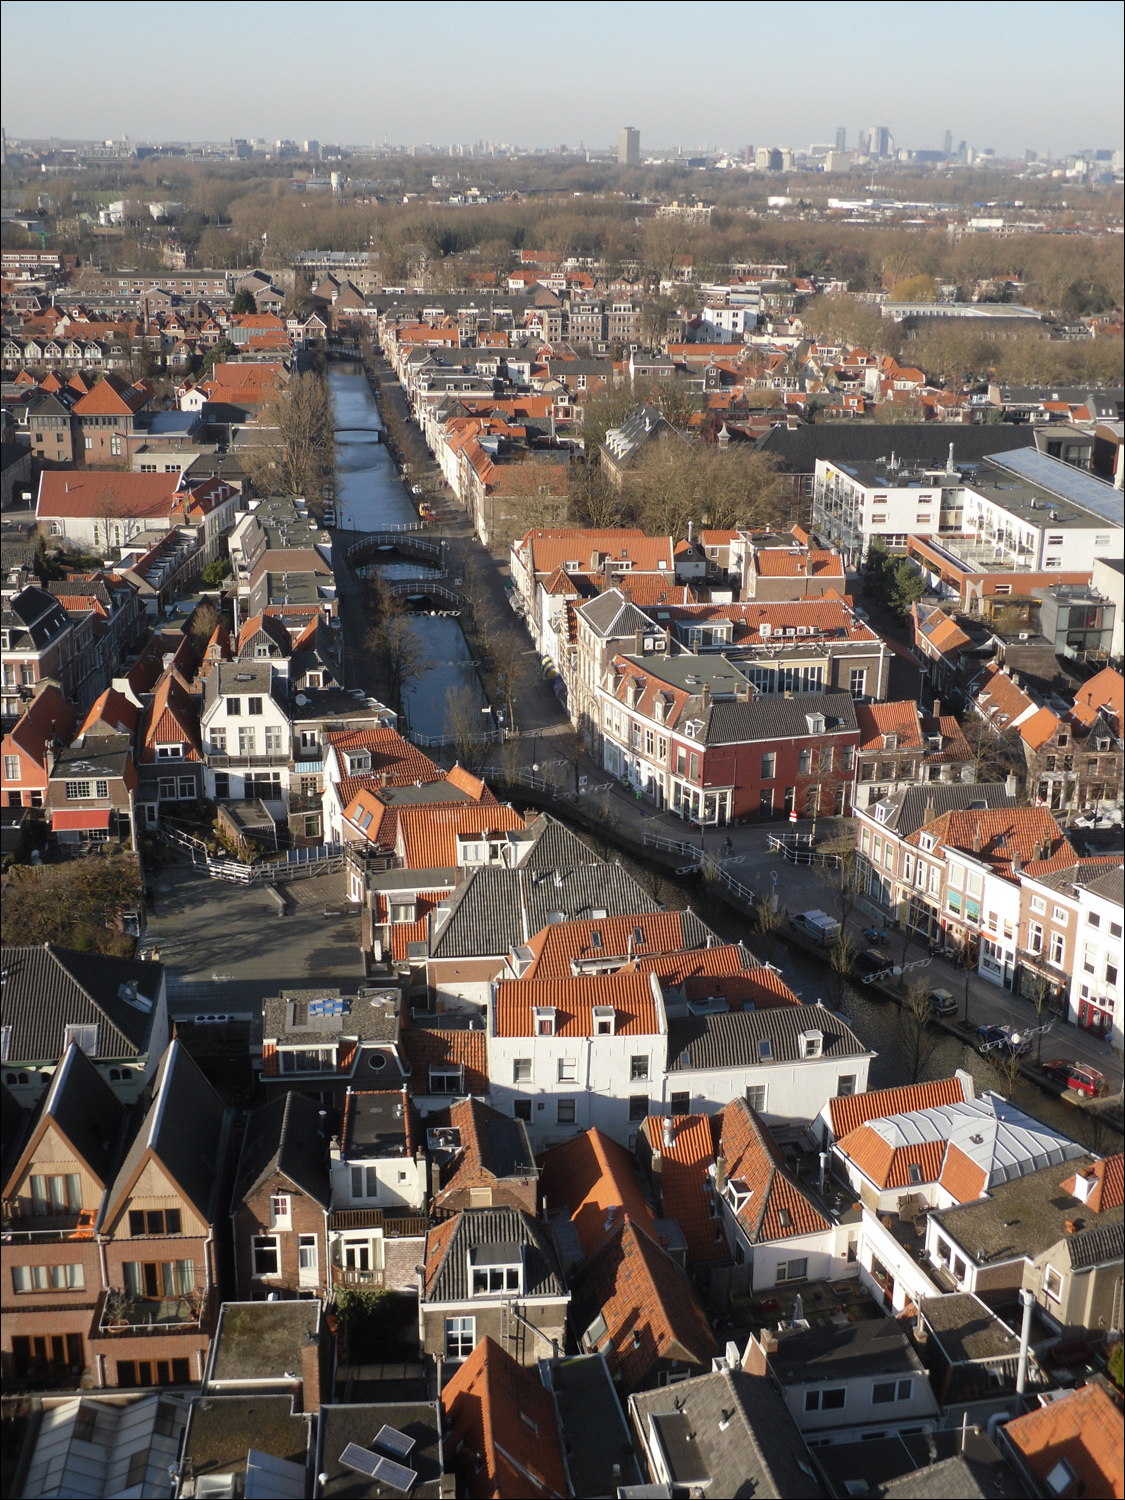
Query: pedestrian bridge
347 531 444 568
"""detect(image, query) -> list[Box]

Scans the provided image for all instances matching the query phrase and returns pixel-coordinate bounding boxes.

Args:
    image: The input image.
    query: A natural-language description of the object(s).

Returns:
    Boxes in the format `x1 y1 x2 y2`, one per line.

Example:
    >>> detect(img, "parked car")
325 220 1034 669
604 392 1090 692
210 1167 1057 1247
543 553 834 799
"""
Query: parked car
790 909 842 946
1040 1059 1109 1098
976 1023 1031 1057
852 949 892 981
928 988 958 1018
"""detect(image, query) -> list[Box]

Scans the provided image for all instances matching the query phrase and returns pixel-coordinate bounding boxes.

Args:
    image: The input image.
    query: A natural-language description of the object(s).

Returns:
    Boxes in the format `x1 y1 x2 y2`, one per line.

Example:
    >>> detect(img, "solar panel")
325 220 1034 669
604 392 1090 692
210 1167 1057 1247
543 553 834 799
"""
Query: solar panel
372 1455 417 1493
375 1425 416 1460
340 1443 380 1477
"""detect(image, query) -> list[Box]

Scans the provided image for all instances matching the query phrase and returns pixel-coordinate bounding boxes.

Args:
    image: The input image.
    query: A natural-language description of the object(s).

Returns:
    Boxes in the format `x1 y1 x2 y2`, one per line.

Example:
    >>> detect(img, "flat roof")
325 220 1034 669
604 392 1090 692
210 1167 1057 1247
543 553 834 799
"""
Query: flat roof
986 447 1123 528
550 1353 641 1496
346 1091 408 1154
317 1402 445 1499
770 1316 926 1383
182 1394 309 1482
209 1301 320 1385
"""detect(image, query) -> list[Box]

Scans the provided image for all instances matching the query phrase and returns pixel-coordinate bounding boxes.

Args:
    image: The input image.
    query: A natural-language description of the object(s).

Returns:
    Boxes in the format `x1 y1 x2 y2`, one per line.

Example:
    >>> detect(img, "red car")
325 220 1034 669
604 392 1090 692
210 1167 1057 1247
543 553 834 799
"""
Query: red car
1041 1059 1110 1098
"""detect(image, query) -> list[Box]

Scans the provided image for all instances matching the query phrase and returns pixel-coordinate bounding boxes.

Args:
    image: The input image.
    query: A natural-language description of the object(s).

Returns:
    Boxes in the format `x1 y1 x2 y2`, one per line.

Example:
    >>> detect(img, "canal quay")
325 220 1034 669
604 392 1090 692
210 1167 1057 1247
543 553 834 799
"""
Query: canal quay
328 364 486 742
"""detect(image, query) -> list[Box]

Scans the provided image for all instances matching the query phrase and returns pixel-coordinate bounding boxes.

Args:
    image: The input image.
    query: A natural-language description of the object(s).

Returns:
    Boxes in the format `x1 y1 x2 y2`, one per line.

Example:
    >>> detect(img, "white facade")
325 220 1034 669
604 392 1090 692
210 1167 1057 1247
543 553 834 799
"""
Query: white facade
201 670 292 800
945 851 1022 990
662 1048 873 1126
1069 880 1123 1049
960 485 1109 573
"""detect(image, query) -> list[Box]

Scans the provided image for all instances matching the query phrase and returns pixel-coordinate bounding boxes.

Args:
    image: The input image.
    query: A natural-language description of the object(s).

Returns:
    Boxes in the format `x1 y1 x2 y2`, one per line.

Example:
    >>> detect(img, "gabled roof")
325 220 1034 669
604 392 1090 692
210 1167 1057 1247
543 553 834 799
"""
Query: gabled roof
4 1041 127 1195
141 670 202 761
493 973 661 1039
101 1039 227 1230
71 373 151 416
233 1090 330 1210
37 470 181 520
396 803 526 870
1060 1153 1124 1214
514 909 716 980
2 686 77 776
827 1076 968 1141
645 1113 729 1263
423 1206 566 1302
578 1218 717 1390
911 806 1076 882
668 1004 869 1071
718 1097 831 1243
400 1022 489 1096
327 726 443 784
867 782 1016 838
432 1098 536 1211
0 944 163 1064
540 1128 655 1260
441 1336 569 1499
1070 665 1124 734
1003 1382 1123 1500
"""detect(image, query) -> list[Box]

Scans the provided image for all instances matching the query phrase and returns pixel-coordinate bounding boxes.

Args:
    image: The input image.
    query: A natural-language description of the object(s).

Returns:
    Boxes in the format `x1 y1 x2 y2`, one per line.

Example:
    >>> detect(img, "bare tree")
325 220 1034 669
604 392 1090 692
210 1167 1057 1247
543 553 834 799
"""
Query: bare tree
248 370 336 511
900 979 940 1083
827 928 858 1005
365 577 432 721
443 684 490 773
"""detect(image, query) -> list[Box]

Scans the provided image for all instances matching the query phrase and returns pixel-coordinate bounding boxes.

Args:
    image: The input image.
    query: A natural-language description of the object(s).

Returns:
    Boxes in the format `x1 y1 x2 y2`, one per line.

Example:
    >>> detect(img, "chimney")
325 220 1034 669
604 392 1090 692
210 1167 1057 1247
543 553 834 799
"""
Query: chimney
742 1330 778 1377
1005 773 1018 798
701 681 711 710
1015 1289 1033 1397
714 1152 727 1195
972 822 982 855
298 1338 321 1415
1011 853 1022 874
1064 1218 1079 1235
932 698 942 718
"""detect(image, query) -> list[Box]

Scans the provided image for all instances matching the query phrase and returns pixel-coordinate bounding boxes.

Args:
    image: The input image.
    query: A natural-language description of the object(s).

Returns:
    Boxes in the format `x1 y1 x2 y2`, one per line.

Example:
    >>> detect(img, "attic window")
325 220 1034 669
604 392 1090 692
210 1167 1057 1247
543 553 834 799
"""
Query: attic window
64 1024 98 1057
882 733 898 751
726 1178 752 1211
920 833 936 852
799 1030 823 1059
1044 1458 1078 1498
345 752 371 773
534 1006 556 1037
593 1005 615 1036
806 714 826 736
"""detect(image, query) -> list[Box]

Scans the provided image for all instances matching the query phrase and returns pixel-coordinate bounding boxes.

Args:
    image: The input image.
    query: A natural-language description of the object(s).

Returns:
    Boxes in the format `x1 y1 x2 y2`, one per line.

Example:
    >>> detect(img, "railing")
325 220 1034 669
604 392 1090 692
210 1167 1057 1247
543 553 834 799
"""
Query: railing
767 834 842 868
332 1264 385 1289
408 727 500 748
328 1209 427 1237
205 752 291 769
93 1286 216 1338
157 826 344 884
0 1208 97 1243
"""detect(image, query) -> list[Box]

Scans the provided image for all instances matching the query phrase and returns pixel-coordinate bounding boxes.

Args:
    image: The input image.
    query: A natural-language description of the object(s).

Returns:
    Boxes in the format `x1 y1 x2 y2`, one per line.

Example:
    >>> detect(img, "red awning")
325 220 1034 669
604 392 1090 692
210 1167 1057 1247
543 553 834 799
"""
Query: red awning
53 808 112 831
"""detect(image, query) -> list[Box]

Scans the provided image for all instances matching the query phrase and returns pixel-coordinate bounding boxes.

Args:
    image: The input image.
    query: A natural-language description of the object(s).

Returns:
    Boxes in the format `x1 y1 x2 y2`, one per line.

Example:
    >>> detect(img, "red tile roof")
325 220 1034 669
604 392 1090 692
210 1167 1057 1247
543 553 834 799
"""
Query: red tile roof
441 1336 569 1499
401 1024 489 1097
582 1219 718 1390
836 1123 948 1191
516 911 700 980
71 374 151 416
937 1141 988 1203
540 1128 655 1260
909 807 1077 882
827 1078 967 1140
395 803 526 870
1071 667 1124 734
1004 1382 1124 1500
327 726 443 783
37 470 182 520
647 1114 727 1264
718 1098 830 1243
141 671 201 762
493 973 661 1038
754 549 844 578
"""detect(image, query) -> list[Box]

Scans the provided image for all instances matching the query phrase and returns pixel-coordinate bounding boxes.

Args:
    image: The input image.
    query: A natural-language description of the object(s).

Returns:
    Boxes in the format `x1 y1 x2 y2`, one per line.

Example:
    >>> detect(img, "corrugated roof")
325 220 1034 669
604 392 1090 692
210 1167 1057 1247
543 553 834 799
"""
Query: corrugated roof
423 1206 565 1303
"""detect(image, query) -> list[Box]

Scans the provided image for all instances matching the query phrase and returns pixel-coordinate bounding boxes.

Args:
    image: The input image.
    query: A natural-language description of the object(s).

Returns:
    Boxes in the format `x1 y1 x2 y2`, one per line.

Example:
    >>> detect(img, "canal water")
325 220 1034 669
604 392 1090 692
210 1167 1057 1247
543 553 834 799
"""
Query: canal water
328 366 487 740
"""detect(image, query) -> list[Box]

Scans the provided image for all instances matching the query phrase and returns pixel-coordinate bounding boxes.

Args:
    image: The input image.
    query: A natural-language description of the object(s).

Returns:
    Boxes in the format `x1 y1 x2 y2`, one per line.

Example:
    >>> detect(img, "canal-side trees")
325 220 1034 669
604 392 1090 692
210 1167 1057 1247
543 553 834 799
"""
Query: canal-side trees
365 574 432 721
248 370 336 513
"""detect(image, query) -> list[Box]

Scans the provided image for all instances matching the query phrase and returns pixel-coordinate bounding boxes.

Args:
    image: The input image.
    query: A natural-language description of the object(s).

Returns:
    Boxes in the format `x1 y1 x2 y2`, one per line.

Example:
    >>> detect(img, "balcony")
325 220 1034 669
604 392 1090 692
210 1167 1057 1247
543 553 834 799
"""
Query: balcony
92 1285 217 1339
206 752 290 769
332 1264 386 1289
1 1207 97 1243
328 1209 427 1237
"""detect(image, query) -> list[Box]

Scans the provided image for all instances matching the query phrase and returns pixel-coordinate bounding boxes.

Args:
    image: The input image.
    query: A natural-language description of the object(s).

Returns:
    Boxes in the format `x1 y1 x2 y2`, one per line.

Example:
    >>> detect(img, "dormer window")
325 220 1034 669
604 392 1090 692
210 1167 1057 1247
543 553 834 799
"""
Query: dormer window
155 743 184 760
534 1006 556 1037
470 1244 523 1296
882 733 898 751
725 1178 752 1212
457 838 489 866
429 1066 463 1094
799 1029 823 1059
593 1005 615 1036
806 714 827 735
345 752 371 774
920 833 936 851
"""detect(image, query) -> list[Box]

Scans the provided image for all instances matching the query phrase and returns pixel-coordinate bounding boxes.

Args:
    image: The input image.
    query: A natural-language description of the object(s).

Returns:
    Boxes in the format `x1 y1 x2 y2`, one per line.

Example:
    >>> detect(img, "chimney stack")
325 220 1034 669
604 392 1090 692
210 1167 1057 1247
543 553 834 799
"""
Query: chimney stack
932 698 942 718
972 822 982 855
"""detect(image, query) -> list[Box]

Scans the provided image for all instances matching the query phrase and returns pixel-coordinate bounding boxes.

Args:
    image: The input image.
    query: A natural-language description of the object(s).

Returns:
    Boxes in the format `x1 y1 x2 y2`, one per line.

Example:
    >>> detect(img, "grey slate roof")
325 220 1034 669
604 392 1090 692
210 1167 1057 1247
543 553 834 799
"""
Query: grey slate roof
51 731 133 783
704 689 857 746
755 421 1035 475
1068 1218 1125 1271
102 1039 228 1228
424 1205 566 1304
28 1040 129 1187
1 585 70 650
871 782 1016 838
1084 866 1124 905
0 944 164 1064
575 589 656 638
0 1082 30 1186
430 860 660 959
668 1004 870 1071
630 1368 823 1500
234 1090 330 1210
769 1316 926 1383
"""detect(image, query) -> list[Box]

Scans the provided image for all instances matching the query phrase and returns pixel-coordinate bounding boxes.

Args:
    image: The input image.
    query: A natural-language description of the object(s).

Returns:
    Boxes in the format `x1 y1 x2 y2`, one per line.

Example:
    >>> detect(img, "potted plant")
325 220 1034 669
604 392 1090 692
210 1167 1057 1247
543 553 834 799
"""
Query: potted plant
104 1288 131 1332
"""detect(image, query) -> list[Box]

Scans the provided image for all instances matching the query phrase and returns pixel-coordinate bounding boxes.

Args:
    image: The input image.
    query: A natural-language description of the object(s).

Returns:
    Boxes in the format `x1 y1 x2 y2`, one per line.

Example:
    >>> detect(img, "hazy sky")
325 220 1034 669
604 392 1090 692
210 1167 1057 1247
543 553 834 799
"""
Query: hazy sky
3 0 1121 158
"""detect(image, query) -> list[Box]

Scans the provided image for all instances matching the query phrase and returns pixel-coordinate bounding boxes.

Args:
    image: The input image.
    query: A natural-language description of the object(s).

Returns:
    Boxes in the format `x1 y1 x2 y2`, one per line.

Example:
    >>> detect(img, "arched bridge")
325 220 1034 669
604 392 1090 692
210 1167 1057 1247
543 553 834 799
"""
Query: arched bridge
347 531 445 569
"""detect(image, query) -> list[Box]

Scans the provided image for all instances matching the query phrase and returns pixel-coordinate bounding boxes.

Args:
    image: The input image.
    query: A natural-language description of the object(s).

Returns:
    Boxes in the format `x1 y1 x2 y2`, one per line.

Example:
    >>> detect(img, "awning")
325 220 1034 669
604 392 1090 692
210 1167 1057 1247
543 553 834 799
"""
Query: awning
53 808 112 831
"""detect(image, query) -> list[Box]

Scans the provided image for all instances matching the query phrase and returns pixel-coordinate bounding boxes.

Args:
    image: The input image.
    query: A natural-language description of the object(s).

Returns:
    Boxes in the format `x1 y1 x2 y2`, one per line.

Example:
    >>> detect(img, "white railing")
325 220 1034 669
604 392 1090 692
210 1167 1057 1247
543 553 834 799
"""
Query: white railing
767 834 841 868
157 826 344 883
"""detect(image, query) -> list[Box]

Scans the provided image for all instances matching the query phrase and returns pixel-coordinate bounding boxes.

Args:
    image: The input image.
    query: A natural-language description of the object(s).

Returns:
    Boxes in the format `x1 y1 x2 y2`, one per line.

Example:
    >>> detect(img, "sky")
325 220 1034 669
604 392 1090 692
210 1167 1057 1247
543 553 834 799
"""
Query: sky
2 0 1121 159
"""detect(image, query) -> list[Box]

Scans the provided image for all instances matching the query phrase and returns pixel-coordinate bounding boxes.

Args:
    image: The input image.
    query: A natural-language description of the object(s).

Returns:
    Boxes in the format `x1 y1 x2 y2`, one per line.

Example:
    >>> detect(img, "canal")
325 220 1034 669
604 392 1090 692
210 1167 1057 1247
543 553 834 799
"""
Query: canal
566 830 1112 1148
328 365 487 741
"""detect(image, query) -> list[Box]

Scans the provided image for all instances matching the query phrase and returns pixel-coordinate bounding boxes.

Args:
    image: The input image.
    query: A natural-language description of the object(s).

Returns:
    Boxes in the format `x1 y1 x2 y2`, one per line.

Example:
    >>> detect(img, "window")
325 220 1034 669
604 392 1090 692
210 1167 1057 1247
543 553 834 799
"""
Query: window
630 1055 649 1081
30 1173 82 1214
123 1259 195 1298
128 1208 182 1237
12 1263 84 1292
761 752 776 780
429 1068 462 1094
513 1099 531 1121
837 1075 856 1097
264 726 283 754
351 1165 380 1200
1043 1264 1063 1302
670 1092 690 1115
247 697 263 715
805 1388 846 1412
238 726 255 756
850 669 867 698
872 1380 913 1404
629 1095 649 1122
252 1235 280 1277
3 755 19 782
776 1258 808 1283
472 1264 521 1295
226 698 240 717
798 748 812 776
269 1195 291 1230
746 1084 767 1112
65 780 92 800
210 729 226 754
556 1099 576 1124
1030 895 1046 914
445 1316 475 1360
513 1058 532 1083
557 1057 577 1083
1027 923 1043 955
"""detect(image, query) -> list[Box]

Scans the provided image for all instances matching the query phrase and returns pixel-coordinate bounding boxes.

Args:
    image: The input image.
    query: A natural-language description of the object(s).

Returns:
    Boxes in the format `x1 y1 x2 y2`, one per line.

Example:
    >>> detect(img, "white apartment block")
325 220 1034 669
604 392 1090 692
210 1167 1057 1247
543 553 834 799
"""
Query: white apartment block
1070 870 1124 1049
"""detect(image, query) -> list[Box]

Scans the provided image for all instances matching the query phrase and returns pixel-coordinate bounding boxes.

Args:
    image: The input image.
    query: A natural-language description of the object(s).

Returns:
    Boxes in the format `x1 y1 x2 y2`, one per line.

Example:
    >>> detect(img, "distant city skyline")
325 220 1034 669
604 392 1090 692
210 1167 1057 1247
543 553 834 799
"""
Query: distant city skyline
1 0 1121 159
